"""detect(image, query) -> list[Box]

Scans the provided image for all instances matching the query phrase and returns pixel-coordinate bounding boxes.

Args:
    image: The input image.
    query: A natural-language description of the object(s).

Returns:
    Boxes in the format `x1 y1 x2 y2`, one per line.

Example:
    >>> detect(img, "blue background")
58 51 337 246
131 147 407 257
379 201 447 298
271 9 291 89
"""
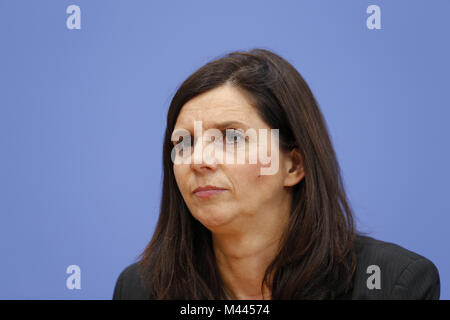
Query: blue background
0 0 449 299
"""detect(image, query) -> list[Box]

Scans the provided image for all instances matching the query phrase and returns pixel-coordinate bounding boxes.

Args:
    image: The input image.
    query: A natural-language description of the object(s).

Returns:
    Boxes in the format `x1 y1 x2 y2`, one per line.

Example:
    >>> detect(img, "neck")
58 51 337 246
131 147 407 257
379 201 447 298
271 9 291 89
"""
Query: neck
212 207 289 300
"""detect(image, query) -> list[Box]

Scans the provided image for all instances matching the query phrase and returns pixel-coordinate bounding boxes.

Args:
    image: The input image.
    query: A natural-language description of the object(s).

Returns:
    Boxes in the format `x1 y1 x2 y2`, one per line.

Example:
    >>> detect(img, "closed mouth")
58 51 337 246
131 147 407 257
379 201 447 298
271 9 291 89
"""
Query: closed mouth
193 185 227 198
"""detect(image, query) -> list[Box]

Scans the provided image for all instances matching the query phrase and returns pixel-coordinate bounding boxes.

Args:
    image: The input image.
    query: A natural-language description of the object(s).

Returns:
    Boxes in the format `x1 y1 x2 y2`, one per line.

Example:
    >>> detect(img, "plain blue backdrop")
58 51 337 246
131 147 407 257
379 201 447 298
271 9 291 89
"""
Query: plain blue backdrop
0 0 449 299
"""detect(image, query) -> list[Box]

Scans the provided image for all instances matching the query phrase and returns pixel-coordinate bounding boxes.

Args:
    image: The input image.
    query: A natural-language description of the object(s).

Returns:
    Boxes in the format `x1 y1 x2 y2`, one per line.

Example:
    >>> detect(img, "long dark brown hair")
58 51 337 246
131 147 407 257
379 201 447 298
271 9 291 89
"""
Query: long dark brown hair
138 48 358 299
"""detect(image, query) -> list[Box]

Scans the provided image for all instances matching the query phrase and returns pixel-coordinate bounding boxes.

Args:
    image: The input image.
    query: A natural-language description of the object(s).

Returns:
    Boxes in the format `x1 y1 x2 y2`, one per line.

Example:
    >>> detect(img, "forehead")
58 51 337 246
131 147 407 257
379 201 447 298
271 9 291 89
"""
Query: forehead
174 85 266 130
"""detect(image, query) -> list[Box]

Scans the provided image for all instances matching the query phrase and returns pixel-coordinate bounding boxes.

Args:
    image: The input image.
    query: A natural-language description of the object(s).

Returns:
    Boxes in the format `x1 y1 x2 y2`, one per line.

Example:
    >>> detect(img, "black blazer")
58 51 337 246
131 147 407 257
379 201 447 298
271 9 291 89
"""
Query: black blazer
113 235 440 300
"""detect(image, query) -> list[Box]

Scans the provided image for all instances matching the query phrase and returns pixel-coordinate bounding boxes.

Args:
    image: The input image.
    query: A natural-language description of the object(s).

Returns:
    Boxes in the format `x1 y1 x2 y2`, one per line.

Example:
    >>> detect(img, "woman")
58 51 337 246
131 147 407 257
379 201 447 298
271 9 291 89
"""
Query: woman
113 49 440 300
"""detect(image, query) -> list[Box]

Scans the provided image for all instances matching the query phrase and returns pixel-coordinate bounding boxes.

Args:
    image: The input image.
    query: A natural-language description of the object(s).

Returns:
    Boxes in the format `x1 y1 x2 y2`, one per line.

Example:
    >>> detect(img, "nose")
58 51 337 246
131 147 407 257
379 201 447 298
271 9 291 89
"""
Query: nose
190 135 219 172
190 160 217 172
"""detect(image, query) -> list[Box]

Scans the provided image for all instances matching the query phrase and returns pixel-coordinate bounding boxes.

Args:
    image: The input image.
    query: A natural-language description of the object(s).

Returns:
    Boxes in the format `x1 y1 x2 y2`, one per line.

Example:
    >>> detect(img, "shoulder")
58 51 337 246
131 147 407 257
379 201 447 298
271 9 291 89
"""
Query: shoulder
347 235 440 299
112 262 154 300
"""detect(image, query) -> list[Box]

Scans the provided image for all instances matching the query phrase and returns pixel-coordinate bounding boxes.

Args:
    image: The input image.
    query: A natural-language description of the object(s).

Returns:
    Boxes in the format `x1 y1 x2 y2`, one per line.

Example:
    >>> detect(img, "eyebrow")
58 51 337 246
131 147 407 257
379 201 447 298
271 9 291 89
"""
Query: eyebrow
214 120 249 129
174 120 249 132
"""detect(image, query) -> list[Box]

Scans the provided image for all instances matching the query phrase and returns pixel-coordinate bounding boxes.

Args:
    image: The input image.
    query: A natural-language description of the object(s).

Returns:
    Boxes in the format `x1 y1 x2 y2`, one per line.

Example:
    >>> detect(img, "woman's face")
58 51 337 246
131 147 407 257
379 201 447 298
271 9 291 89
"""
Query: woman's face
172 84 303 234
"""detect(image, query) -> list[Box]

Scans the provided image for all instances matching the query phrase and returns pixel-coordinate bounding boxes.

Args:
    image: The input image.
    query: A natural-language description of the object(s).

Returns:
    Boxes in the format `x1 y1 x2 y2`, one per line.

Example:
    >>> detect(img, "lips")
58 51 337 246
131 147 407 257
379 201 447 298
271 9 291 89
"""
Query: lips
193 185 227 198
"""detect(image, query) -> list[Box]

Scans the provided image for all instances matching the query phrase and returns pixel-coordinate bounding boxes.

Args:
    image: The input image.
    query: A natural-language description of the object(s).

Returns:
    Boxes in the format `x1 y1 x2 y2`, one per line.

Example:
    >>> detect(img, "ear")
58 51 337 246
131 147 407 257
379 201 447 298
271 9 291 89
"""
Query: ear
283 148 305 187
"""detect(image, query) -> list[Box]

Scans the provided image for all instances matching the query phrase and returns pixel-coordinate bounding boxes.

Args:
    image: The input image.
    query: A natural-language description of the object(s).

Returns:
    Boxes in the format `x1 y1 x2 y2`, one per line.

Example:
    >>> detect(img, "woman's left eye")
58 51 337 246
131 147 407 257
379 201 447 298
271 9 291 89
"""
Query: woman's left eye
224 129 245 144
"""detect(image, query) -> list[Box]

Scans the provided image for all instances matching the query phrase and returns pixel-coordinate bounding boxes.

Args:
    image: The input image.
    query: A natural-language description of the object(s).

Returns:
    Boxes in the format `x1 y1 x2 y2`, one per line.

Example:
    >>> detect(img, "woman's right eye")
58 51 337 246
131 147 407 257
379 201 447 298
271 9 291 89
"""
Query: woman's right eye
174 135 193 146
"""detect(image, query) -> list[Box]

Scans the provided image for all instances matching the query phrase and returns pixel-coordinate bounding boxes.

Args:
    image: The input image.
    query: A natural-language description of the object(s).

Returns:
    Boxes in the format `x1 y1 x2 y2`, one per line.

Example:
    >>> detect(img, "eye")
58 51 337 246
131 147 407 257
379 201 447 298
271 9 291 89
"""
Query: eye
174 135 193 146
173 135 194 157
224 128 245 144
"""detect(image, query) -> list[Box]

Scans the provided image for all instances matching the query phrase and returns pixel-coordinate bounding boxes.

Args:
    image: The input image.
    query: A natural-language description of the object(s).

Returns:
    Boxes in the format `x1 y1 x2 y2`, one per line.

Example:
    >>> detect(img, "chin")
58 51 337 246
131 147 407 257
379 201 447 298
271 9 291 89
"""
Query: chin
193 209 236 231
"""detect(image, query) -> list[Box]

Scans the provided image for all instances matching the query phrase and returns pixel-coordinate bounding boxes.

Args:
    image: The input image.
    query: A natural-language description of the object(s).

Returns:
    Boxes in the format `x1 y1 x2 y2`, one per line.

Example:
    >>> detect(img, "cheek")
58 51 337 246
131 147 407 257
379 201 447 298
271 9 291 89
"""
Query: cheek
229 152 285 198
173 164 190 194
229 162 267 193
